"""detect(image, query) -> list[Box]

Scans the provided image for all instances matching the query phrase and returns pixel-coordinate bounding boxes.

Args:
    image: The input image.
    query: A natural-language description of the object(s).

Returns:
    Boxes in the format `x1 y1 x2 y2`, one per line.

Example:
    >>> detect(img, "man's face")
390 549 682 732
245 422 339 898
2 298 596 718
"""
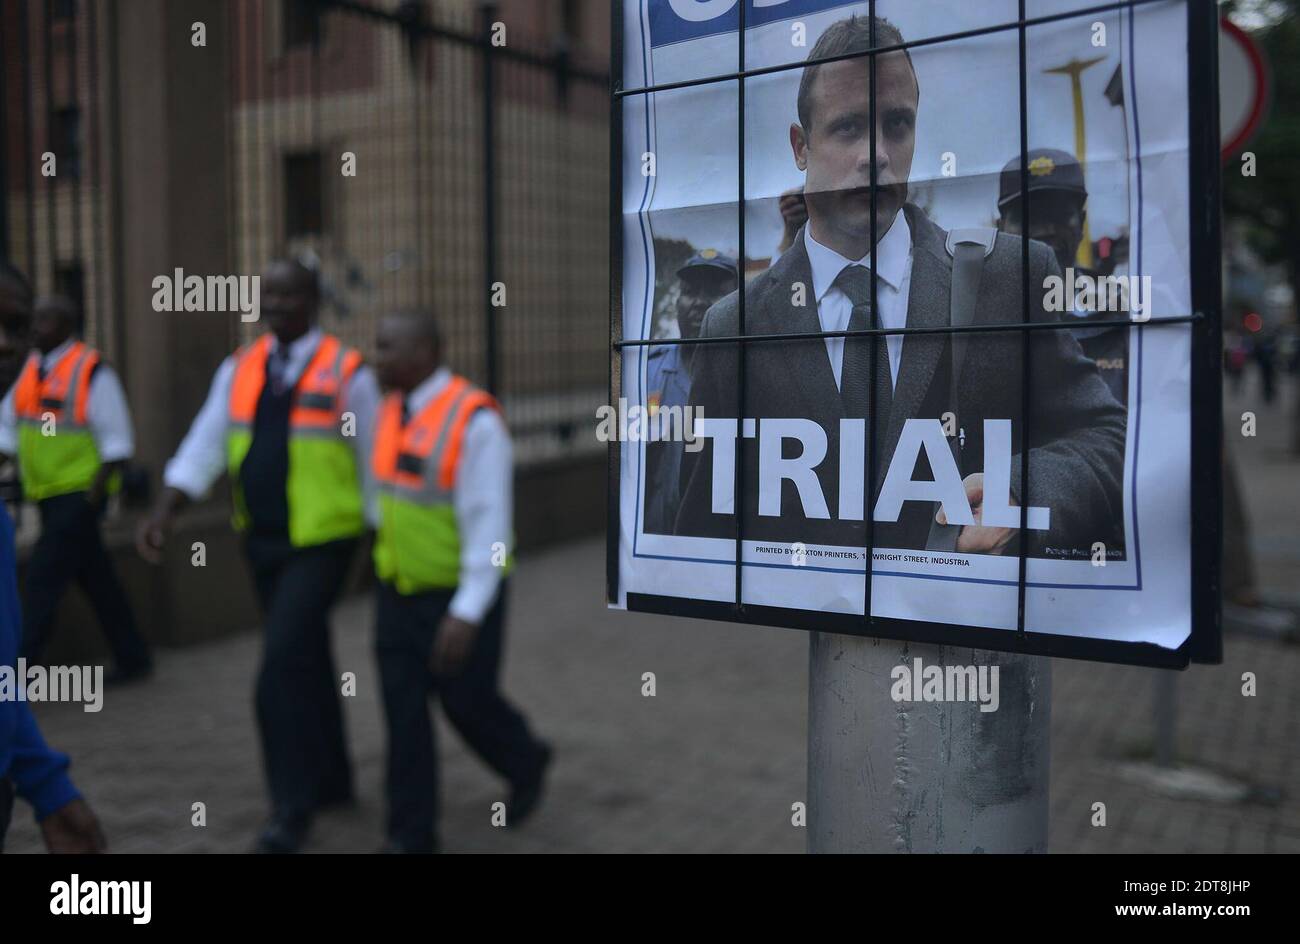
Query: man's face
31 297 74 354
675 267 735 340
260 262 316 343
0 277 32 391
374 315 436 393
999 190 1086 273
792 52 918 255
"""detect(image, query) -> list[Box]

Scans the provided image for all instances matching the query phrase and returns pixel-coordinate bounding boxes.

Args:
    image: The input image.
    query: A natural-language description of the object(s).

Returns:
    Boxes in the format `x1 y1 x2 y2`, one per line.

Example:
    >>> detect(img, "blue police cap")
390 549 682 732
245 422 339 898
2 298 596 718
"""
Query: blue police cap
677 249 738 280
997 148 1087 208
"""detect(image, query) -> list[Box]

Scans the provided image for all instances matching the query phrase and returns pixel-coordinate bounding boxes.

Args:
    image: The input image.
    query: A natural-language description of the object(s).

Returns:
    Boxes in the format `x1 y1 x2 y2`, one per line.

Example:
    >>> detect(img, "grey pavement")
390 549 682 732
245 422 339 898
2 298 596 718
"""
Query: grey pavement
6 371 1299 854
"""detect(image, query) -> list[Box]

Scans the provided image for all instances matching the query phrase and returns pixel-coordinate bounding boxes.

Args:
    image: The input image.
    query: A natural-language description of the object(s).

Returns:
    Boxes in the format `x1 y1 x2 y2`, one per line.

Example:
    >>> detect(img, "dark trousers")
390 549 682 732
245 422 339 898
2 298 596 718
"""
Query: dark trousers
375 579 545 851
244 534 357 820
20 492 149 669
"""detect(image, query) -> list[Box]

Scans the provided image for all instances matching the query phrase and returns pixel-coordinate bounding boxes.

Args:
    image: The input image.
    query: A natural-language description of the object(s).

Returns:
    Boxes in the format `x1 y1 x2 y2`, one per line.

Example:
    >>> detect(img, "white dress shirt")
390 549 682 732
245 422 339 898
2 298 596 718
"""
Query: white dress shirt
0 337 135 463
163 327 382 525
804 212 914 391
398 366 513 625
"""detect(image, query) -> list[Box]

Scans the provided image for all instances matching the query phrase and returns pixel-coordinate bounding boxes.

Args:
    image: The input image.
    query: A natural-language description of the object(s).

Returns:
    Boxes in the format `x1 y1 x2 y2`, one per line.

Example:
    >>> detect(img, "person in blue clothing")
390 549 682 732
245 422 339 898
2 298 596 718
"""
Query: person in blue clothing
644 250 738 534
0 262 105 854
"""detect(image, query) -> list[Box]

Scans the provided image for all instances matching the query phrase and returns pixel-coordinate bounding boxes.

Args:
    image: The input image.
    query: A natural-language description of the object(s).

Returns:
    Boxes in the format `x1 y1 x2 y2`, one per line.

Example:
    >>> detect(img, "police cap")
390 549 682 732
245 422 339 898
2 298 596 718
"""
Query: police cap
997 148 1087 208
677 248 738 280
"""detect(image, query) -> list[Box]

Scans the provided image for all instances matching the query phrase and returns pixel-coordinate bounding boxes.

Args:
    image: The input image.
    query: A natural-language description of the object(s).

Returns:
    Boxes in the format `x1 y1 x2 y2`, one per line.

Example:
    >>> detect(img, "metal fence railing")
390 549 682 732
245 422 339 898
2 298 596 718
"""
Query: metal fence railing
2 0 612 476
0 0 115 355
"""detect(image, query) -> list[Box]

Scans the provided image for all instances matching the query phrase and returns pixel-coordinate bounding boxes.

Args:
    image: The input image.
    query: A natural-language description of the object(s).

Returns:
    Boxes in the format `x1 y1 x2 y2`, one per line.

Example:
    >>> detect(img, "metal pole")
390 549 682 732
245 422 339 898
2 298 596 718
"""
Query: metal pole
808 635 1051 853
1154 671 1177 768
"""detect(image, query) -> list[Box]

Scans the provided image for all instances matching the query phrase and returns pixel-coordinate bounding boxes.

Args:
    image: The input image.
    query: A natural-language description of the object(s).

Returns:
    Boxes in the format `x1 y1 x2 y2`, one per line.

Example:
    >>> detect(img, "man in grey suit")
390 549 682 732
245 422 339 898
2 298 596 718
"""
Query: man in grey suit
676 14 1126 557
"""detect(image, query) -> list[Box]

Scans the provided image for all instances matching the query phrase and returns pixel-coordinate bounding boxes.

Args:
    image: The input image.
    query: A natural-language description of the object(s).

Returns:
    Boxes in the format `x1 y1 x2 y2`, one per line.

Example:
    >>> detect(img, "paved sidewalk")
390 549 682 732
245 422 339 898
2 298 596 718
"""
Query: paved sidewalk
7 374 1299 854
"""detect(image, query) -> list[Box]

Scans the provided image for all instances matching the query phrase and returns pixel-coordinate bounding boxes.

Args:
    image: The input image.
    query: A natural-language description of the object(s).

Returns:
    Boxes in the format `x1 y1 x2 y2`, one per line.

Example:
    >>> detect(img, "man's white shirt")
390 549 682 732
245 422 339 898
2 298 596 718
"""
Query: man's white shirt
0 337 135 462
804 212 914 392
401 366 513 625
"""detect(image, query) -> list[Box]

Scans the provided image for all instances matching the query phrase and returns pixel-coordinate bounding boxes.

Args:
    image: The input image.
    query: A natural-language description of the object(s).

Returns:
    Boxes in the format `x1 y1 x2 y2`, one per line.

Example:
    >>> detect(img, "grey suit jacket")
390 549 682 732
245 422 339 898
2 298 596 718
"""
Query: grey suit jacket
674 203 1127 557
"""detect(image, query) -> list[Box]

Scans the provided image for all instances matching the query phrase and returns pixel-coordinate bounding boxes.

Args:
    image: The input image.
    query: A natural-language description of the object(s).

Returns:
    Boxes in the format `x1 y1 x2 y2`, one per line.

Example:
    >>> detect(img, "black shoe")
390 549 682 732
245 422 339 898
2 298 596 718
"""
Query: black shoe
103 662 153 688
509 743 553 828
252 813 310 854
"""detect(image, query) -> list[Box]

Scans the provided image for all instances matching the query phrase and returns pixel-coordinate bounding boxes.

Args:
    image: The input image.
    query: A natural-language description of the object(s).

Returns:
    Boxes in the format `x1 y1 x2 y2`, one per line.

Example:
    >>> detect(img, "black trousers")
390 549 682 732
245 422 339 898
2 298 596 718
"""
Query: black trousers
244 533 357 820
375 579 545 851
20 491 149 669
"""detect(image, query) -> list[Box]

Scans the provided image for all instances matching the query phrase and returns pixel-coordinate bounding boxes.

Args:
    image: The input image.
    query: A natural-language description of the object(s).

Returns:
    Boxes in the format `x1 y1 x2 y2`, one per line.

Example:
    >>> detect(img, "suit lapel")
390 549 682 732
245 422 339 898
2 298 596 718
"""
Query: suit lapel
880 206 952 476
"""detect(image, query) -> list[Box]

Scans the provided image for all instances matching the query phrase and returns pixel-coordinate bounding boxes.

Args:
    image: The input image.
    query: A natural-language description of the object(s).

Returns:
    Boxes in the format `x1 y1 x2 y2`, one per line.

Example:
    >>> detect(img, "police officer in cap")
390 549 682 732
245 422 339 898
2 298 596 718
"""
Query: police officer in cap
996 147 1128 406
645 250 737 534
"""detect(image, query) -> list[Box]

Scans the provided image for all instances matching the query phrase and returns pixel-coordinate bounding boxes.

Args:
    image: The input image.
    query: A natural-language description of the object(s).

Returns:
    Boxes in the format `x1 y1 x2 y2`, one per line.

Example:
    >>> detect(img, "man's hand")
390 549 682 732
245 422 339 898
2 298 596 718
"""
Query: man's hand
134 507 172 564
777 187 807 254
40 798 107 854
86 461 123 513
935 473 1017 555
134 487 187 564
430 615 479 677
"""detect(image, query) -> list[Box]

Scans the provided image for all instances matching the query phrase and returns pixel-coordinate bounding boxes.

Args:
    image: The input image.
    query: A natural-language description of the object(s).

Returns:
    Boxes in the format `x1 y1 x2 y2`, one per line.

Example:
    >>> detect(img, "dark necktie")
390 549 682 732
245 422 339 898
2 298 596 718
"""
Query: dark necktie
834 265 892 422
400 396 412 426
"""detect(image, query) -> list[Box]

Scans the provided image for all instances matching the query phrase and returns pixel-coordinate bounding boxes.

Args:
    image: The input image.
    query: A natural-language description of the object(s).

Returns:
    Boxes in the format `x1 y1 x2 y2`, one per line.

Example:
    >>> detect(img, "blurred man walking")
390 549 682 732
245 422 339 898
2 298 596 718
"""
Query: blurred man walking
0 290 150 684
136 258 379 853
370 310 550 853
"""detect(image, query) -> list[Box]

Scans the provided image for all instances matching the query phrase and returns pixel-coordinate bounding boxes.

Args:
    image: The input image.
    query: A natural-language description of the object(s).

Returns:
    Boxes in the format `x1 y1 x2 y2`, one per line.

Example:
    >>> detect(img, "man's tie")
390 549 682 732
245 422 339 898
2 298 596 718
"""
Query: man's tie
834 265 892 422
400 395 412 426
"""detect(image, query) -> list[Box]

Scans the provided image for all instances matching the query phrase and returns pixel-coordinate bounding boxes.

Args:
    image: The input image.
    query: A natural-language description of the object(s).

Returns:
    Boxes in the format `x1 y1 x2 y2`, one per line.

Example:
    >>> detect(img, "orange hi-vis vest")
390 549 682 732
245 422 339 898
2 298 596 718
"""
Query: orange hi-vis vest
13 341 116 501
371 373 513 594
225 332 366 546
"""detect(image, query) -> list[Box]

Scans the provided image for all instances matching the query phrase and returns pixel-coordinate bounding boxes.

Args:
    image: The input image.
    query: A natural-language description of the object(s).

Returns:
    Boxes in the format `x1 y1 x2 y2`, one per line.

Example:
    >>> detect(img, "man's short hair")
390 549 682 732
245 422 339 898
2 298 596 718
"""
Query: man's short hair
268 255 321 299
796 14 913 132
385 309 442 351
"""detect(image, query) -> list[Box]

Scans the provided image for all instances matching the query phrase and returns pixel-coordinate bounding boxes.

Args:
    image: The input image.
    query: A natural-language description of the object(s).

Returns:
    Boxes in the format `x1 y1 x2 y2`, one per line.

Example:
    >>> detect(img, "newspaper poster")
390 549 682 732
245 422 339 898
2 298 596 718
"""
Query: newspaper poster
609 0 1221 666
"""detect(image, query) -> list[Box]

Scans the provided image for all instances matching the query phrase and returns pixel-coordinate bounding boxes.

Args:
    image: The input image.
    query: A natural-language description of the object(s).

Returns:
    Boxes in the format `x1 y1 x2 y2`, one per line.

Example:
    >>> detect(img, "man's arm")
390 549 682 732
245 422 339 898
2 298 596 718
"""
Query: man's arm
85 365 133 507
432 408 512 676
1013 246 1127 552
0 382 18 462
135 357 235 562
341 364 382 530
0 504 105 851
161 357 236 501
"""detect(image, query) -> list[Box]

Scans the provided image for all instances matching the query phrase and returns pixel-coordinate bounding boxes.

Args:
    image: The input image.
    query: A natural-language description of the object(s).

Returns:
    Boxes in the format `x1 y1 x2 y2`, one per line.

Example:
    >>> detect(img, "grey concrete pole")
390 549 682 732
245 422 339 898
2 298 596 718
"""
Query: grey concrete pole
1154 671 1178 768
807 633 1051 853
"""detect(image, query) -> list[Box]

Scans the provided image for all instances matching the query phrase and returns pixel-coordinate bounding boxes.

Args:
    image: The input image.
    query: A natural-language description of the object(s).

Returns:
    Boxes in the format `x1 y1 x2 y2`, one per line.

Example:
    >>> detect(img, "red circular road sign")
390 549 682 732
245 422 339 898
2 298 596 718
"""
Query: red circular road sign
1220 17 1269 159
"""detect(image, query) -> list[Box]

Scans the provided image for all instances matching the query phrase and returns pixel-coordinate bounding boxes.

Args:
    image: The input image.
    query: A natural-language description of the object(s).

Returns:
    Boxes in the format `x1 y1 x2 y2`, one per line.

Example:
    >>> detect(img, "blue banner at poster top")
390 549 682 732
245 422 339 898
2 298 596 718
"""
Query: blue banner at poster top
648 0 854 48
